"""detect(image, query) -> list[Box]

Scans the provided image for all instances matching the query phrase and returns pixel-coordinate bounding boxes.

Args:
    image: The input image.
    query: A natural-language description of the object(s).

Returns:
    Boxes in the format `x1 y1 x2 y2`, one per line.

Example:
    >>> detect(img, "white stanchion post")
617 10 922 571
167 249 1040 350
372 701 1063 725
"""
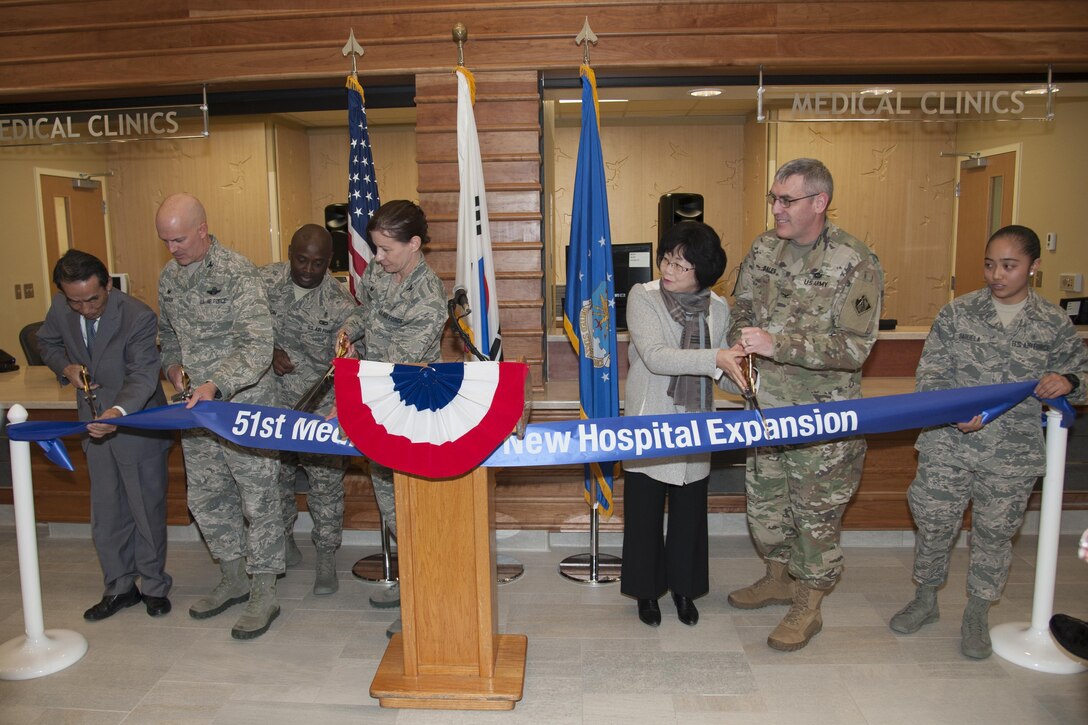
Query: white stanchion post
991 407 1086 674
0 404 88 680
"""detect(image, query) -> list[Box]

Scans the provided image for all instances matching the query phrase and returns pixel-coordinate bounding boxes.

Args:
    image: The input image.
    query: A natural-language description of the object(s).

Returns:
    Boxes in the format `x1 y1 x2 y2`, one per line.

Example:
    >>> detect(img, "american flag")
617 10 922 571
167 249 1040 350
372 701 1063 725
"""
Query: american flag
346 74 379 301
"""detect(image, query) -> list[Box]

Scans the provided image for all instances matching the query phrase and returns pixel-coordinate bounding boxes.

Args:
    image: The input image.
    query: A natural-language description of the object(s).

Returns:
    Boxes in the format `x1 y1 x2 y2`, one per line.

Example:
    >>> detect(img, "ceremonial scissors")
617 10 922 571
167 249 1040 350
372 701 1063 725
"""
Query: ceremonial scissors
294 331 351 412
741 354 769 432
78 365 100 417
170 368 192 403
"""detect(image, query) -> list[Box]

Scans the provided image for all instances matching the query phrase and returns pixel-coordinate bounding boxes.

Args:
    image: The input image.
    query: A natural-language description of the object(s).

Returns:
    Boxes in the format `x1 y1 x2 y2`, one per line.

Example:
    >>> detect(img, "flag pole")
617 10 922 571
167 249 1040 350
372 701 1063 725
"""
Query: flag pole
451 21 522 583
559 464 621 585
557 19 621 586
338 29 399 586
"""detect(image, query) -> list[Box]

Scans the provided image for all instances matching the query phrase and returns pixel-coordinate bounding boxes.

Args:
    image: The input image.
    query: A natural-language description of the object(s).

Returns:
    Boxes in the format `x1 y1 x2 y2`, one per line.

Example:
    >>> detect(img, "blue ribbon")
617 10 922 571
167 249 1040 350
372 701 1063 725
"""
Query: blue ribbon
6 381 1075 472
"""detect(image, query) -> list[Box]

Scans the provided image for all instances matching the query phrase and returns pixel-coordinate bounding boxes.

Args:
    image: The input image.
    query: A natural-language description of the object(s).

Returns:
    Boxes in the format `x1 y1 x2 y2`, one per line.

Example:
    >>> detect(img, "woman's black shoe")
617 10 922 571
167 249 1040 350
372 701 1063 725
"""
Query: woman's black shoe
673 593 699 626
637 598 661 627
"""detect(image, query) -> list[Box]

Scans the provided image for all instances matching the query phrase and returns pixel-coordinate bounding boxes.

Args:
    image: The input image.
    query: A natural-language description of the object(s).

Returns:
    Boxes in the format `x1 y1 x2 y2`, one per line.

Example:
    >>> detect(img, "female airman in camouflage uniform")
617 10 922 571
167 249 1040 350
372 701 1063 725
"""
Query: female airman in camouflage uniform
890 225 1088 659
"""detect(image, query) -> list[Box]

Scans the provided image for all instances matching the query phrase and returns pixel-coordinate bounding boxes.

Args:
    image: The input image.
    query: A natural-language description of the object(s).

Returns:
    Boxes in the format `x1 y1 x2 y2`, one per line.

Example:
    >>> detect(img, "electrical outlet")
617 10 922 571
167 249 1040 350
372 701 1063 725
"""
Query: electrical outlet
23 282 34 299
14 284 22 300
1060 273 1084 293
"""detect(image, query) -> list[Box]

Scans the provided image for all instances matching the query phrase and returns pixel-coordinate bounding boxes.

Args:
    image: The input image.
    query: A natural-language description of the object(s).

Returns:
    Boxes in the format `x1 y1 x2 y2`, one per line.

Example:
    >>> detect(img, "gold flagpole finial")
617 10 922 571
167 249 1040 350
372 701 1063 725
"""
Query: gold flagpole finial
575 17 598 66
342 28 365 77
453 23 468 67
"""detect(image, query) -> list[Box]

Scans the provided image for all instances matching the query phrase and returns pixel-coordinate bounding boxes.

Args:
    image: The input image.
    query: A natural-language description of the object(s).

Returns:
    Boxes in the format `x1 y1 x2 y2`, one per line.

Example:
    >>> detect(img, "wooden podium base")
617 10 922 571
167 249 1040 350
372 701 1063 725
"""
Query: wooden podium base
368 468 527 710
371 633 527 710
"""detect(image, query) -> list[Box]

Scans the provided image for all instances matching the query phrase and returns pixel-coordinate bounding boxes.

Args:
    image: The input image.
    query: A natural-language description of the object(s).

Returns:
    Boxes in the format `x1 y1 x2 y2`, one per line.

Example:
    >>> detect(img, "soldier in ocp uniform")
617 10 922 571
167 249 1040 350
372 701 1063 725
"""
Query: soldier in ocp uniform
889 225 1088 659
156 193 283 640
336 200 447 635
724 158 884 651
260 224 356 595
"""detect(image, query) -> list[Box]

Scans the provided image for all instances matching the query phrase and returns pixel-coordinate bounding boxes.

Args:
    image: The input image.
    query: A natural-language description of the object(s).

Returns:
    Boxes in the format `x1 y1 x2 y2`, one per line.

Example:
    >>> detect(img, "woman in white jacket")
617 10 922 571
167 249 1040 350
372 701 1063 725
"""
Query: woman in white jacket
621 221 743 627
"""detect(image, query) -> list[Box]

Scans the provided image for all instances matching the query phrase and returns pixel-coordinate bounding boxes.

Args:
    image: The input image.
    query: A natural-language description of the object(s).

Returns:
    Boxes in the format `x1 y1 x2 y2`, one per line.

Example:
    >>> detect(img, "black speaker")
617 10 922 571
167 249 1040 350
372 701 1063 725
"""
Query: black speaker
657 193 704 241
324 203 349 272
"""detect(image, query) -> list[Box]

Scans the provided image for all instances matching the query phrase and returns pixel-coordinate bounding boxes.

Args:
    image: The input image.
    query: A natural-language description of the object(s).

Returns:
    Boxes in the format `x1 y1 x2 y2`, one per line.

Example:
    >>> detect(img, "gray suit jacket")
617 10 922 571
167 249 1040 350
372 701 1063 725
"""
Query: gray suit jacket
38 288 171 462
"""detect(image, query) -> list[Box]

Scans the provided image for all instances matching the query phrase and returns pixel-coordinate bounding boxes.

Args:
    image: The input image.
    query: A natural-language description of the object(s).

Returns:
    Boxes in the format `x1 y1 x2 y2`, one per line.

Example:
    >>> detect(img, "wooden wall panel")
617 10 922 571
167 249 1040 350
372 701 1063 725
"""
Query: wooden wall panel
104 118 272 309
551 118 747 294
306 124 418 228
273 121 311 260
415 69 545 386
775 119 958 326
3 3 1086 101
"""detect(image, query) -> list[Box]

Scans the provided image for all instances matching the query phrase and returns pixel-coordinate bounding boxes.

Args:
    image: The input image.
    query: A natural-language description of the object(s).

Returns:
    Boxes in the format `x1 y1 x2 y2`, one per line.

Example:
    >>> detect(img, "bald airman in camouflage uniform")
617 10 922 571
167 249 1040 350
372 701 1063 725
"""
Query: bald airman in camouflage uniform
156 193 283 640
890 224 1088 659
725 158 884 652
260 224 356 595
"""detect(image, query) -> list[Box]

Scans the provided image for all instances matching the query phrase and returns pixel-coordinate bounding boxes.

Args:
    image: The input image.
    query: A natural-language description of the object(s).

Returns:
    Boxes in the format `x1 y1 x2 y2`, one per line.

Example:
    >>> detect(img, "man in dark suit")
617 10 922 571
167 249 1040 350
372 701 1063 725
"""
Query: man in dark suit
38 249 173 621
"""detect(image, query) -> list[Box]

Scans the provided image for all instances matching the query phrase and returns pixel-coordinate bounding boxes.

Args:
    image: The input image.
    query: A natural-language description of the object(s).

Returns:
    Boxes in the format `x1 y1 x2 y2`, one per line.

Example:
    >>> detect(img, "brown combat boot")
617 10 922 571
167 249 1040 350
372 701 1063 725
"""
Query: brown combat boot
767 584 826 651
727 560 794 609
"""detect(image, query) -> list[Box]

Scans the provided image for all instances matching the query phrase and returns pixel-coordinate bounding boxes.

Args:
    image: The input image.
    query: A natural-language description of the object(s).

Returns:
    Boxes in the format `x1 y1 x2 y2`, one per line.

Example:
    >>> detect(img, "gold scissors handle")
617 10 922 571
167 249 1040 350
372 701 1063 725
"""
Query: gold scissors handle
79 365 100 416
741 354 770 432
171 368 192 403
334 330 350 359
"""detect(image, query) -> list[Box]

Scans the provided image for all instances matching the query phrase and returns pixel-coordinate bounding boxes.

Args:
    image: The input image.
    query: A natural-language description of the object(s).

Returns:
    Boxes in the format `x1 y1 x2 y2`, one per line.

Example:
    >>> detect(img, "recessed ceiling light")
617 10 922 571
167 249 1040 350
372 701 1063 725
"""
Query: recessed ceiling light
1025 86 1060 95
859 88 895 96
689 88 723 98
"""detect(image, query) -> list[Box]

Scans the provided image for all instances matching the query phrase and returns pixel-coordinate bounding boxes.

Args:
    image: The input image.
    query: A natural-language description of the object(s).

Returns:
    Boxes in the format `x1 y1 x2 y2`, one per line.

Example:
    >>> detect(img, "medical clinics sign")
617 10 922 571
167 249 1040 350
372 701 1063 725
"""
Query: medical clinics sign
0 102 208 148
757 80 1058 123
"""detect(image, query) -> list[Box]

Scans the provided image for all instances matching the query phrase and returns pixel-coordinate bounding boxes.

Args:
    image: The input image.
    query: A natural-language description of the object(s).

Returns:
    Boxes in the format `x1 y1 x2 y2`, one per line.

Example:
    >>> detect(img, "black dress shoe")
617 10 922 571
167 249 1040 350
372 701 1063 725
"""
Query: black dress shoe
143 595 172 617
637 598 661 627
673 592 699 626
84 585 142 621
1050 614 1088 660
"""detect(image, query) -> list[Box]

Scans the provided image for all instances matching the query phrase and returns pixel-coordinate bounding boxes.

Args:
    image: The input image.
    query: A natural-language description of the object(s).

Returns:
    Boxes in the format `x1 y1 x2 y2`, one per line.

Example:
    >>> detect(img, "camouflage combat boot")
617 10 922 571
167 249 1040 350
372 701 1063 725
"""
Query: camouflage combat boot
889 584 939 634
767 584 826 651
231 573 281 640
961 595 992 659
728 560 794 609
313 548 338 596
285 535 303 567
189 557 249 619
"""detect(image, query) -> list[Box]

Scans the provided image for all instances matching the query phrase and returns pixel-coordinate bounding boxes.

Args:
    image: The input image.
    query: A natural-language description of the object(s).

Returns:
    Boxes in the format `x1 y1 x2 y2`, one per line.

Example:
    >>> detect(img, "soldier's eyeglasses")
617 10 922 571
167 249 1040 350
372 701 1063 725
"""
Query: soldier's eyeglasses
766 191 819 208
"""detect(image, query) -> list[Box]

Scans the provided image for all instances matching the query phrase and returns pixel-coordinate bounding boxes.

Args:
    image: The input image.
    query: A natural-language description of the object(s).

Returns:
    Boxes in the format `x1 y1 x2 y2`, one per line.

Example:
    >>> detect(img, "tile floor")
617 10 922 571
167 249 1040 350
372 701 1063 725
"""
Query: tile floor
0 527 1085 724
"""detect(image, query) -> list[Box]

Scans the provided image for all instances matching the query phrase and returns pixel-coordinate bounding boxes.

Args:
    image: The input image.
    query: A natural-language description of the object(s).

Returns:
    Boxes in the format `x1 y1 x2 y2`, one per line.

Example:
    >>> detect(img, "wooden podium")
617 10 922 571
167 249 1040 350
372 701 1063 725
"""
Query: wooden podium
369 466 527 710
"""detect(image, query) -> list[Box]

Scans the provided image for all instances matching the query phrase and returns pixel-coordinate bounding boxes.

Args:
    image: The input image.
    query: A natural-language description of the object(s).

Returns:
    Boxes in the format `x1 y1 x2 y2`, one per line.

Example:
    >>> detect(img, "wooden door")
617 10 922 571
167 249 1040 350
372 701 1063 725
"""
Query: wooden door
39 174 110 276
953 151 1016 297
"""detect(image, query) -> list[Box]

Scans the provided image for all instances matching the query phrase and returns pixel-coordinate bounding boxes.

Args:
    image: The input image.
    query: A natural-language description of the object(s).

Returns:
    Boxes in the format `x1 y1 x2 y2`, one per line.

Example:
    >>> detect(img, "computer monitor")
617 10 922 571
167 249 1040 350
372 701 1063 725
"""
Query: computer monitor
611 242 654 330
563 242 655 331
1059 296 1088 325
109 272 129 294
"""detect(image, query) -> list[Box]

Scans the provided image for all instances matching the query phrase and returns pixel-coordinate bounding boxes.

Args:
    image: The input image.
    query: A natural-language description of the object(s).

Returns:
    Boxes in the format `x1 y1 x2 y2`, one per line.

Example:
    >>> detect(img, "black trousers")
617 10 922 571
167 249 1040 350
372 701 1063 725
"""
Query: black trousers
620 470 709 600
